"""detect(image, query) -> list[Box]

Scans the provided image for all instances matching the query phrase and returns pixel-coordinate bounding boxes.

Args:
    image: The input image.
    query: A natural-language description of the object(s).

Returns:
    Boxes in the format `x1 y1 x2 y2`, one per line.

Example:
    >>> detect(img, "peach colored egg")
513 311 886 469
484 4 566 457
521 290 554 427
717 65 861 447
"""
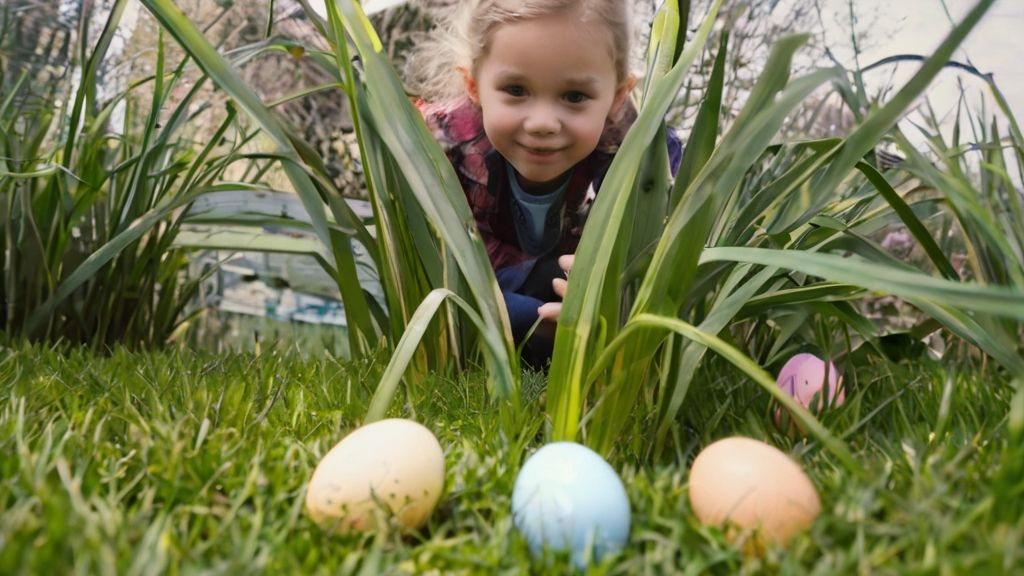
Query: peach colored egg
688 437 821 547
305 418 444 533
776 353 844 411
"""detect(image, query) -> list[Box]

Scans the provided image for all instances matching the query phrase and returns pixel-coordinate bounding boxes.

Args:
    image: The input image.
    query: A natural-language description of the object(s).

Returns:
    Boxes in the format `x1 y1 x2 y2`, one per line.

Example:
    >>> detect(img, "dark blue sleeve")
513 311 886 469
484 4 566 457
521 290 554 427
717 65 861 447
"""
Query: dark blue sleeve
667 126 683 176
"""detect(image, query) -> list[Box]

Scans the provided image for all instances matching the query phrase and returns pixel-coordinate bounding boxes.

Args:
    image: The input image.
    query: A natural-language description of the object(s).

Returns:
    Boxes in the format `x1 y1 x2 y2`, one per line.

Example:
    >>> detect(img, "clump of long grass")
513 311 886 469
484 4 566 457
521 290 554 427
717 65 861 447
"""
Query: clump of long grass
135 0 519 406
0 1 253 348
544 0 1022 463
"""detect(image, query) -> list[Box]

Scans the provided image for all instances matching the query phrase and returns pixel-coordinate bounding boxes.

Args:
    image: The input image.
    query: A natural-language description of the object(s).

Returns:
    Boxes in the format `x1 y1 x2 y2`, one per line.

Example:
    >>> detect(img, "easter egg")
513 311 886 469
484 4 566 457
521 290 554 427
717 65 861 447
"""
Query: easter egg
305 418 444 533
688 437 820 548
512 442 630 568
776 353 844 411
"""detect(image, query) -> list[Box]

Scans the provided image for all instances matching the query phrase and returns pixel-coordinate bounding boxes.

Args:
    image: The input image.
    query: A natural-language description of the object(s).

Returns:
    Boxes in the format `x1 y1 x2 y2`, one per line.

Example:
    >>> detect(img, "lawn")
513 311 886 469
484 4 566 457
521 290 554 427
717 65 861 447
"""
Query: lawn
1 343 1020 574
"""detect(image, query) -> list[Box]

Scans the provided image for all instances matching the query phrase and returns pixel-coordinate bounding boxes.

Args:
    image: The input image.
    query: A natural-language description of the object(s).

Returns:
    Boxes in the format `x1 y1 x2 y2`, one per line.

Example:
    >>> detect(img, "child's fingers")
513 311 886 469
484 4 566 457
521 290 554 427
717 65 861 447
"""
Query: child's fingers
551 277 568 298
558 254 574 274
545 255 572 315
537 302 562 321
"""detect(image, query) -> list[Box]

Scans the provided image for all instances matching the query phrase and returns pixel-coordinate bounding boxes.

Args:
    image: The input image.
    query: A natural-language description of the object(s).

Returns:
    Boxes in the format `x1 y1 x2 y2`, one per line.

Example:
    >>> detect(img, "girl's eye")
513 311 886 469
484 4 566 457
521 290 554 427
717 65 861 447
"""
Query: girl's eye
502 85 527 97
564 91 590 104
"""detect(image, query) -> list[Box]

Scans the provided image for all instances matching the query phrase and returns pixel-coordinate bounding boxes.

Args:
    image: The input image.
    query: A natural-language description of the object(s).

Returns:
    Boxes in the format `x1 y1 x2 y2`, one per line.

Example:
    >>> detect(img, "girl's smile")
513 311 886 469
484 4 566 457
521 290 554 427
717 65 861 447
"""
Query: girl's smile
522 145 564 160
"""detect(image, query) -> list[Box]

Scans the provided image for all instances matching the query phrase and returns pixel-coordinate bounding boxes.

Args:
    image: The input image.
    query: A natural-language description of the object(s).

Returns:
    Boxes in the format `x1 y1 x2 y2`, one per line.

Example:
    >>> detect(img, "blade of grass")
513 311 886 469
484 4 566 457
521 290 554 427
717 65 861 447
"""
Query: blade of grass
855 160 959 280
365 288 511 422
27 191 202 334
701 247 1024 321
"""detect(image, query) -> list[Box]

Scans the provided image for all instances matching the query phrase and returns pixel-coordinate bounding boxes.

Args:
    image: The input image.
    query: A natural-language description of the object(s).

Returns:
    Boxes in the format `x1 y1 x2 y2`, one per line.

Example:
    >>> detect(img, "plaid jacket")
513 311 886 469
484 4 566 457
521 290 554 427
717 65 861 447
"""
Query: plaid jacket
417 97 680 288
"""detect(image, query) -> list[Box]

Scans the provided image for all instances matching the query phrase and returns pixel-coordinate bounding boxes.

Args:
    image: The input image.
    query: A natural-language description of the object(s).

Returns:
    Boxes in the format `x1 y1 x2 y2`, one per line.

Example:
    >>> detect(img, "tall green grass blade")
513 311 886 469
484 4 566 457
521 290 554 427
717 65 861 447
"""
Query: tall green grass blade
855 160 959 280
671 32 727 208
811 226 1022 369
325 9 445 377
365 288 510 422
26 192 201 334
583 52 836 454
913 302 1023 372
993 381 1024 523
651 264 777 451
2 4 222 344
701 247 1024 320
115 26 167 233
633 42 830 318
176 91 232 195
723 141 840 246
581 0 1006 449
739 283 865 316
61 0 129 170
624 124 672 295
982 124 1024 267
641 0 680 100
904 130 1024 287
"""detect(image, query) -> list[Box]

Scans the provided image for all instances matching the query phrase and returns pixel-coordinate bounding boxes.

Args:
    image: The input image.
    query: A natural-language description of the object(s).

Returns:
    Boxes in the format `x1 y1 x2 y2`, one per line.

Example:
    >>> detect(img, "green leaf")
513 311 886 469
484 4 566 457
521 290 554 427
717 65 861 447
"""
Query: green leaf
365 289 508 422
27 192 200 335
701 247 1024 321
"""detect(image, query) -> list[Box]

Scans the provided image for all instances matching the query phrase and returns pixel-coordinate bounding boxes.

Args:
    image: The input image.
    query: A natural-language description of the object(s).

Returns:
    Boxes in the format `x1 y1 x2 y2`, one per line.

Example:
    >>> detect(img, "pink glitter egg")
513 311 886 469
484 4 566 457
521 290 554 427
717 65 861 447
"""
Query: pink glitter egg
775 353 844 411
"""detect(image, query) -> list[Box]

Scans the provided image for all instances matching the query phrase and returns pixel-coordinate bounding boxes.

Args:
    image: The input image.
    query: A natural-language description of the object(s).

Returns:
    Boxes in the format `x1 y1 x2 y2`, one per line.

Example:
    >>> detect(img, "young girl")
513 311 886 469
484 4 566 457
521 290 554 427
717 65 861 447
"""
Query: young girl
409 0 681 367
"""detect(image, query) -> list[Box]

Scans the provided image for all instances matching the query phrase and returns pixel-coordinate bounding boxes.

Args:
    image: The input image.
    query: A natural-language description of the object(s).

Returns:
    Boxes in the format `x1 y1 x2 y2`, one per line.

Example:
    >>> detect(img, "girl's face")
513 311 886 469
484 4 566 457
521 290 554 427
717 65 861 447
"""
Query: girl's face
464 12 631 193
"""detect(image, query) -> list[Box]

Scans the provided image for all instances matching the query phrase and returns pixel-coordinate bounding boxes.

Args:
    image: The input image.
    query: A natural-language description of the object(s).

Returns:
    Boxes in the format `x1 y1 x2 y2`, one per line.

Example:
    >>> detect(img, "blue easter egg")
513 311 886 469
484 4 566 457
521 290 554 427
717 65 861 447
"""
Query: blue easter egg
511 442 630 568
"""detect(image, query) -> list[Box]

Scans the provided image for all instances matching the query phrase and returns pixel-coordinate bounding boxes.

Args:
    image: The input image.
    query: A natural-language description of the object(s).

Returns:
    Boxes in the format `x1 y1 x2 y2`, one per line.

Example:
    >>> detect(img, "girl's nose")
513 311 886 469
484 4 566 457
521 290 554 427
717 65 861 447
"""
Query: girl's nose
523 104 560 135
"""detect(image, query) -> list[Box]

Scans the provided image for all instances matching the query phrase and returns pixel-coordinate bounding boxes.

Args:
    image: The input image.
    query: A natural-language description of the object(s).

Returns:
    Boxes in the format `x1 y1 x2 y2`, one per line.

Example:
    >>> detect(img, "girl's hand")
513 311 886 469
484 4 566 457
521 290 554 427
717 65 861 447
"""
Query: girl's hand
537 254 574 321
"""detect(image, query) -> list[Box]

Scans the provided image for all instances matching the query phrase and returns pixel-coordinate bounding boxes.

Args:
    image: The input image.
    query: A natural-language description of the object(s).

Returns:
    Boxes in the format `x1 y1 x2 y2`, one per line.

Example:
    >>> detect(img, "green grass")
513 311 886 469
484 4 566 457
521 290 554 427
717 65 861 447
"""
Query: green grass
1 343 1021 574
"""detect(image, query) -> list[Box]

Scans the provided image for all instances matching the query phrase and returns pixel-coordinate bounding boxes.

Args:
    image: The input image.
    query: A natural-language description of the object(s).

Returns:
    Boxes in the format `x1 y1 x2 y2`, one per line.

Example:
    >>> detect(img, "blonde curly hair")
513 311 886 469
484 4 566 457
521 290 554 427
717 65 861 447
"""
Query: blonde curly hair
405 0 633 103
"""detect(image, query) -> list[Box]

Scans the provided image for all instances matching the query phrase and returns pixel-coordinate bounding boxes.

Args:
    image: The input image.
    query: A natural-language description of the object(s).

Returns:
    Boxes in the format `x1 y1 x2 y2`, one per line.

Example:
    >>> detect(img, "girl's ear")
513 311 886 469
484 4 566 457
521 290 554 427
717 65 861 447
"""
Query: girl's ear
458 66 480 105
610 74 637 118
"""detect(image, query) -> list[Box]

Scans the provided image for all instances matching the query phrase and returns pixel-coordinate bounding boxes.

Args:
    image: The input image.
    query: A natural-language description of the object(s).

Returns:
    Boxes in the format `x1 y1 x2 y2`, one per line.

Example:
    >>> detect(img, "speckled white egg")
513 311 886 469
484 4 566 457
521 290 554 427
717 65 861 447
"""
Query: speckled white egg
688 437 820 547
305 418 444 533
776 353 844 411
512 442 630 568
